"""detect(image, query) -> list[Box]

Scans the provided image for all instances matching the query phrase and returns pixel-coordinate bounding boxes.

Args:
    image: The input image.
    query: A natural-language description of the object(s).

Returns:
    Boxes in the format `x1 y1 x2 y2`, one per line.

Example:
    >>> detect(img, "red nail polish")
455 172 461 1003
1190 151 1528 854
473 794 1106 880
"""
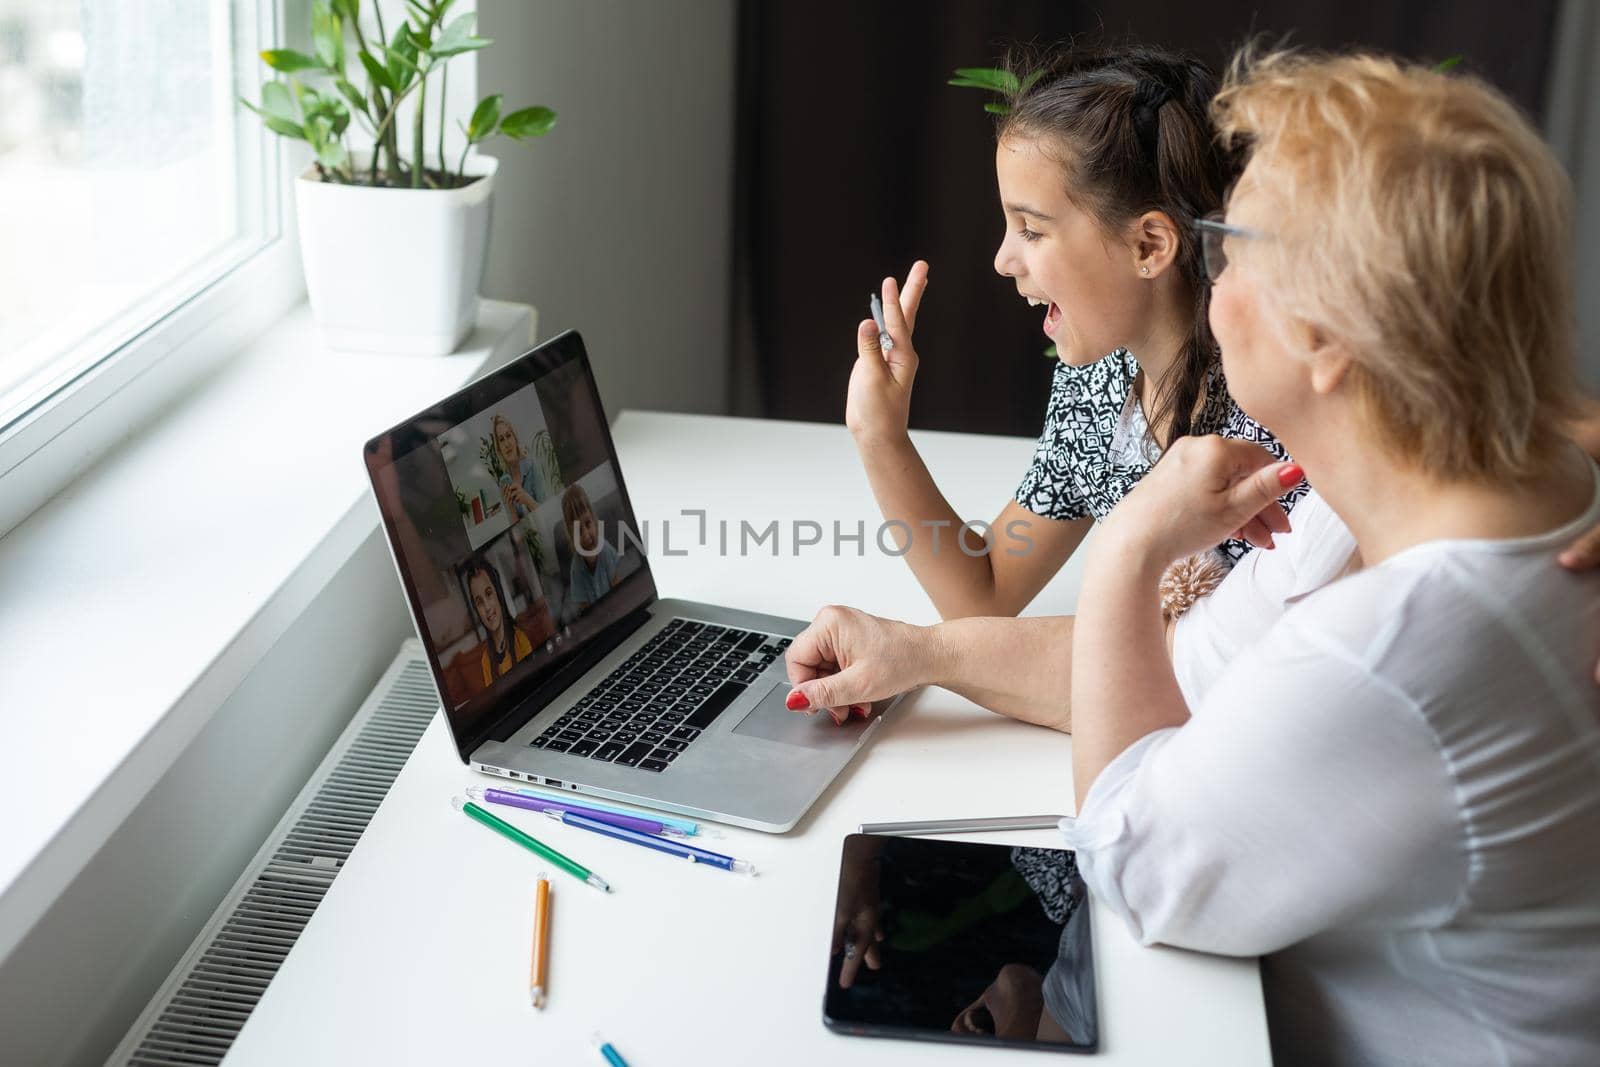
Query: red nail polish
1277 464 1304 488
785 689 809 711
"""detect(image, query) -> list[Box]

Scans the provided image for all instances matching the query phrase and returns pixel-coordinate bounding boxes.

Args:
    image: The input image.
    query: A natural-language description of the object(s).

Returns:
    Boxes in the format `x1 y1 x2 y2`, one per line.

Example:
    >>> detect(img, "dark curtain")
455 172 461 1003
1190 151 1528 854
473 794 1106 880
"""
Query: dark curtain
730 1 1559 437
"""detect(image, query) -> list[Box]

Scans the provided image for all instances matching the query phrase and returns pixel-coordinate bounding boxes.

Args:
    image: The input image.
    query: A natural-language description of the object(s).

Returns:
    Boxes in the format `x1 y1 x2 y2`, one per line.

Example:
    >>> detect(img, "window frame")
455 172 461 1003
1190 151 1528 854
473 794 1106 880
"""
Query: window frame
0 0 312 539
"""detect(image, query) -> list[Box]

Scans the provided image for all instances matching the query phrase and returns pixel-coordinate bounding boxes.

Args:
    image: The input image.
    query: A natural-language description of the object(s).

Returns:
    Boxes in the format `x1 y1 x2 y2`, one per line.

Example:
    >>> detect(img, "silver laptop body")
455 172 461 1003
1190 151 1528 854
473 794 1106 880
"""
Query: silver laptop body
363 329 899 833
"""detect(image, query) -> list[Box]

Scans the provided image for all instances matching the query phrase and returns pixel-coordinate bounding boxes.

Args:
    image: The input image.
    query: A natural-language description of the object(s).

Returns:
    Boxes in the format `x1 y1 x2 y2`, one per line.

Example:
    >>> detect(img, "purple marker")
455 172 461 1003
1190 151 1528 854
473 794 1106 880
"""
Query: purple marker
465 785 680 837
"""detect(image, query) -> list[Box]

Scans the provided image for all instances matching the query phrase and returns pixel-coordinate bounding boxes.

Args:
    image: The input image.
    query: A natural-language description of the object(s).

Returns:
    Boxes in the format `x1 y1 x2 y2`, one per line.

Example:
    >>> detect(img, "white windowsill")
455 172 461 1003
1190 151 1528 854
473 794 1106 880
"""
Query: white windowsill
0 299 534 963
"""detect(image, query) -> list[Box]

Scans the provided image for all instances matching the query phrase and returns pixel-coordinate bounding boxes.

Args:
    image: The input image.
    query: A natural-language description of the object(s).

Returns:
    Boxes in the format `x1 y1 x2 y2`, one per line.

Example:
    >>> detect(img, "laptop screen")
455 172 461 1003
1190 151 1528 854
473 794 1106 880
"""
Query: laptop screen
363 330 656 757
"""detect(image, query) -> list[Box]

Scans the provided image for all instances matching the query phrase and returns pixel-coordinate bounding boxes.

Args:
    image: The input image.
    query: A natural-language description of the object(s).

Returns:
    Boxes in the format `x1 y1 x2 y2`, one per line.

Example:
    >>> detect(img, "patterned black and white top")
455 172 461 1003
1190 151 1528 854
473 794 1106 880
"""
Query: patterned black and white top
1014 348 1310 564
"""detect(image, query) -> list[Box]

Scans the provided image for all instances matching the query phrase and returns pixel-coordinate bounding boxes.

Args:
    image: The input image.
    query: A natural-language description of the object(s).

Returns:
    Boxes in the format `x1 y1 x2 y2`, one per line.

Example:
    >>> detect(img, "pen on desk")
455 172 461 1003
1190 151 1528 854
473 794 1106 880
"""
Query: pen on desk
511 786 713 837
858 814 1067 836
468 785 685 837
450 796 612 892
545 810 756 874
869 292 896 353
531 874 551 1009
593 1034 629 1067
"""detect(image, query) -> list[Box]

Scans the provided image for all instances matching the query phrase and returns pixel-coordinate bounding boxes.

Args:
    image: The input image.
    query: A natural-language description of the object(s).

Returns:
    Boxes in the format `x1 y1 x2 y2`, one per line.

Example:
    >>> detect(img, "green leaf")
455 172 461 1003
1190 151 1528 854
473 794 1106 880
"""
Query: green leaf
951 66 1018 93
982 101 1010 116
296 83 351 135
304 113 348 170
242 98 307 140
1019 69 1044 93
498 105 556 140
1435 54 1463 72
385 42 422 80
466 93 503 142
434 34 490 58
1043 343 1058 359
260 48 322 73
429 13 490 57
315 139 348 169
330 0 359 22
387 23 421 88
312 2 345 73
405 7 435 47
358 49 395 92
264 115 309 139
261 80 297 121
334 77 370 117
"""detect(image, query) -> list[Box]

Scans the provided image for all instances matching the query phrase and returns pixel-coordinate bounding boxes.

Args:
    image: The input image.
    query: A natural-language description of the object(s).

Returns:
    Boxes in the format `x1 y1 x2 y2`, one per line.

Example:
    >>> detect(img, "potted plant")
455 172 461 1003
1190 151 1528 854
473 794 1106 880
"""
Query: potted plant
242 0 555 354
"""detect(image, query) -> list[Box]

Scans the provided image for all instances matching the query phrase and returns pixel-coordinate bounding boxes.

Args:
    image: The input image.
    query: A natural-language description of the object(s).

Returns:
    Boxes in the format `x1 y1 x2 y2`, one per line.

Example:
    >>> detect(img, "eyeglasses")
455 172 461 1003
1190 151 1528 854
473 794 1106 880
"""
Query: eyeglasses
1194 213 1267 283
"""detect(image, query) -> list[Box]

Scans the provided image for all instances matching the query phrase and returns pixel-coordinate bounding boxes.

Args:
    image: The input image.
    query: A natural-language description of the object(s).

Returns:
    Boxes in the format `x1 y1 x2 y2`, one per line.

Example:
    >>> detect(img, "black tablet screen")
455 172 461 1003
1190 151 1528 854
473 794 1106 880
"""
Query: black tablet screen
823 834 1097 1054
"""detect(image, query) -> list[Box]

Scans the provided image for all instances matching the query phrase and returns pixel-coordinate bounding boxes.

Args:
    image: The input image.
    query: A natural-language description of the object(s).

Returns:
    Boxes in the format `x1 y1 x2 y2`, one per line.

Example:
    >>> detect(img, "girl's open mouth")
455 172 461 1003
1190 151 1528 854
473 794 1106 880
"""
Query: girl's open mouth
1043 301 1062 338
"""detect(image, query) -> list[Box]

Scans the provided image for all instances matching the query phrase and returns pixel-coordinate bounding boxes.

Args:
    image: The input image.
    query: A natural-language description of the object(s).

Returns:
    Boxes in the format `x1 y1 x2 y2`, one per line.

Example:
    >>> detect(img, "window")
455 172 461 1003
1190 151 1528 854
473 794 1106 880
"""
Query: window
0 0 298 533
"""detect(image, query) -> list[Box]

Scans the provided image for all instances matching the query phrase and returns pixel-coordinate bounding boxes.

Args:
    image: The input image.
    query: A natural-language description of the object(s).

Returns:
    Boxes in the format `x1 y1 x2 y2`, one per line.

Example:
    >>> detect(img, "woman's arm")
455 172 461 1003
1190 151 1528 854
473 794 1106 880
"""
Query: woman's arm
782 438 1297 735
1069 540 1191 805
848 263 1090 618
1070 437 1298 806
782 606 1078 730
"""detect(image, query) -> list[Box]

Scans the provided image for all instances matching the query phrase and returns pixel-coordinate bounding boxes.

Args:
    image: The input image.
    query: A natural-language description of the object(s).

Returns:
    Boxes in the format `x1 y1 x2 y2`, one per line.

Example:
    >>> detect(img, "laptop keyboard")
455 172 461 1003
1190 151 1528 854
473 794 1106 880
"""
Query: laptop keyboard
528 619 791 773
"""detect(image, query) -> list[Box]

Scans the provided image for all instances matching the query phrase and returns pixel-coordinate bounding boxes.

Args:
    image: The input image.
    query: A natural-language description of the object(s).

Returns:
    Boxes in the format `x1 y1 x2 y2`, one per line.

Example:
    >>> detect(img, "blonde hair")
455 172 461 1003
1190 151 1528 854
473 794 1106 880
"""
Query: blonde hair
490 414 524 464
1213 49 1578 481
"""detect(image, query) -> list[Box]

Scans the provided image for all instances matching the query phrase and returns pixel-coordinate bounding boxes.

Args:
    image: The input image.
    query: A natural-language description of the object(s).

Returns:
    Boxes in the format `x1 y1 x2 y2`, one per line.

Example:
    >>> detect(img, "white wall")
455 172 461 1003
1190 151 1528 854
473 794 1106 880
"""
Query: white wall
476 0 737 417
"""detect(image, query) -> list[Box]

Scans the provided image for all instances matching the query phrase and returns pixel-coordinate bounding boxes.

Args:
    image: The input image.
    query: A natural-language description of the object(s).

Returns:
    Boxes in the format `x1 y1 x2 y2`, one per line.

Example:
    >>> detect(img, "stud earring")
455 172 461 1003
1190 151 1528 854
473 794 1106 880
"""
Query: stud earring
1140 266 1150 275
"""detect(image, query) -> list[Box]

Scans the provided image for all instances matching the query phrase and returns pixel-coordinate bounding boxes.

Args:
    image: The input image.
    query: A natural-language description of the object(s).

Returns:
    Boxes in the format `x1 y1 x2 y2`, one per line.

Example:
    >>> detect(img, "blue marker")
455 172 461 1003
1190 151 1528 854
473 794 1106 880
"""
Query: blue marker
546 810 756 874
593 1033 629 1067
512 785 708 837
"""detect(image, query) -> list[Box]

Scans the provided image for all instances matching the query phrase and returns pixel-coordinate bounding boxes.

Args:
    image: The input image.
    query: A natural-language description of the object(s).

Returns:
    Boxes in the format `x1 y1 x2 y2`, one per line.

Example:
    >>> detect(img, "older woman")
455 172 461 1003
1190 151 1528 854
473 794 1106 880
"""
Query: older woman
788 51 1600 1061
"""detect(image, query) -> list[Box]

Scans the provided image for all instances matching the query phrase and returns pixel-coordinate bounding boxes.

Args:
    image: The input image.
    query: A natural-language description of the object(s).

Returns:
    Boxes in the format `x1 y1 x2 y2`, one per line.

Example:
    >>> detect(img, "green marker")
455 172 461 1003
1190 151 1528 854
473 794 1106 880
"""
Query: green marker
451 795 612 891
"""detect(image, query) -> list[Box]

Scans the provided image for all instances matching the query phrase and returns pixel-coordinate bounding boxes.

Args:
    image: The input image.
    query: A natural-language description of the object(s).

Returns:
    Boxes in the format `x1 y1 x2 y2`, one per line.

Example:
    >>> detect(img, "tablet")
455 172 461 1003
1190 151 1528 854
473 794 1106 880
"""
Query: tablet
821 833 1097 1054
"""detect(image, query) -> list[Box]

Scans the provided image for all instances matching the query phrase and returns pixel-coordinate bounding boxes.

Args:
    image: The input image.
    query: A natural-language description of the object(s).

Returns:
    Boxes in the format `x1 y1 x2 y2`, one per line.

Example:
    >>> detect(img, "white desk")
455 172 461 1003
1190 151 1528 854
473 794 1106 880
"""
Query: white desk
225 412 1269 1065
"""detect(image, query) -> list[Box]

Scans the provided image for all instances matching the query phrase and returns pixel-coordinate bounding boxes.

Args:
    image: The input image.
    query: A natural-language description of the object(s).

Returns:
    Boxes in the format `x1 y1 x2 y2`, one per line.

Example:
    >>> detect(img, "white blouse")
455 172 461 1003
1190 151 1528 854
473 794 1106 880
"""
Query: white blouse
1062 478 1600 1065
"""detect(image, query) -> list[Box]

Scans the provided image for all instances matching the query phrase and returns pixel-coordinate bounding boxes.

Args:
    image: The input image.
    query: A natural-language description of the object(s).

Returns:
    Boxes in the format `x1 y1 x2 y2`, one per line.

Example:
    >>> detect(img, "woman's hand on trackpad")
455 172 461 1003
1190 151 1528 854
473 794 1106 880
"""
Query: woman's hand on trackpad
783 605 933 725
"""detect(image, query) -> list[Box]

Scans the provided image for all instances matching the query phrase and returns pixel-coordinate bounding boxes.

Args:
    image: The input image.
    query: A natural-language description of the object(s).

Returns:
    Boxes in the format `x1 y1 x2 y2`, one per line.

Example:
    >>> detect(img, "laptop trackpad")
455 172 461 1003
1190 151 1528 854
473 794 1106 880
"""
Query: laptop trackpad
732 683 871 750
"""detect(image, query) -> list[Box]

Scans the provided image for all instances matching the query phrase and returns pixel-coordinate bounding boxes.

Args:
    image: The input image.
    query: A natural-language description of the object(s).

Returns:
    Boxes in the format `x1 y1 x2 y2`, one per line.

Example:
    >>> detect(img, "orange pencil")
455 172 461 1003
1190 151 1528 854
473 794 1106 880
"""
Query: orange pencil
531 874 551 1008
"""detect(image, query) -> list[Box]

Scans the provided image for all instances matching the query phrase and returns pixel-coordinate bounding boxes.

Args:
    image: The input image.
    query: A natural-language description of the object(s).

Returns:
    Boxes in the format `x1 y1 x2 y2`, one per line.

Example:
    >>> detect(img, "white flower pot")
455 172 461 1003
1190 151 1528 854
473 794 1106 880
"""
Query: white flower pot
294 152 498 354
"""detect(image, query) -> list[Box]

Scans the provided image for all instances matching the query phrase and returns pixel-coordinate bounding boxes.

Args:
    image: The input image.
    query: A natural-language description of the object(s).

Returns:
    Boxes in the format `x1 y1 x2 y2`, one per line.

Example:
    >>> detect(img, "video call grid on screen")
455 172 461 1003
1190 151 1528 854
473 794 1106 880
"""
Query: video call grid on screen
364 333 654 754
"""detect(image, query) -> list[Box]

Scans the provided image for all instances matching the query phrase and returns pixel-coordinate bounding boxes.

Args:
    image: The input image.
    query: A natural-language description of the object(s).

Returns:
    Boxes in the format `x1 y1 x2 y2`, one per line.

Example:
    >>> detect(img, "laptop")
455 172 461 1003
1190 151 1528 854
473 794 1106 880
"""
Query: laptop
363 329 901 832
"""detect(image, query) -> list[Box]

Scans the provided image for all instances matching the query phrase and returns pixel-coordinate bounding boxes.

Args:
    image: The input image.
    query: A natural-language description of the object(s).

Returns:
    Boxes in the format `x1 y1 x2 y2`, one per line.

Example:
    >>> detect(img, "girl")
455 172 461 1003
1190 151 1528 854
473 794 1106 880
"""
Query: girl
464 558 532 686
843 43 1302 728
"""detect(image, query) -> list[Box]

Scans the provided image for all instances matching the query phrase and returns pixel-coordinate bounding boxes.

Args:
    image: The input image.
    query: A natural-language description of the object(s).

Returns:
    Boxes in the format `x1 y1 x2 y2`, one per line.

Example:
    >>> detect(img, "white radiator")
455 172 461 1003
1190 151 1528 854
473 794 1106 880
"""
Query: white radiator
105 641 437 1067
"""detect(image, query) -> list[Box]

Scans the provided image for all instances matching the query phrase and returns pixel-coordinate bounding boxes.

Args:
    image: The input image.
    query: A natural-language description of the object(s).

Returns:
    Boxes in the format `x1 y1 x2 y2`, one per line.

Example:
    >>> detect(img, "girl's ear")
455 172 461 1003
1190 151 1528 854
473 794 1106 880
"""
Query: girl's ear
1133 210 1180 278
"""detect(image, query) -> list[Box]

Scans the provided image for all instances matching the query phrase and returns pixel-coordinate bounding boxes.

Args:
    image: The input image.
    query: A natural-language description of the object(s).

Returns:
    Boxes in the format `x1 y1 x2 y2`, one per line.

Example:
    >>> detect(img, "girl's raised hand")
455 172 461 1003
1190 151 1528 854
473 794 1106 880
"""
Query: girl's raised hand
845 260 929 445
